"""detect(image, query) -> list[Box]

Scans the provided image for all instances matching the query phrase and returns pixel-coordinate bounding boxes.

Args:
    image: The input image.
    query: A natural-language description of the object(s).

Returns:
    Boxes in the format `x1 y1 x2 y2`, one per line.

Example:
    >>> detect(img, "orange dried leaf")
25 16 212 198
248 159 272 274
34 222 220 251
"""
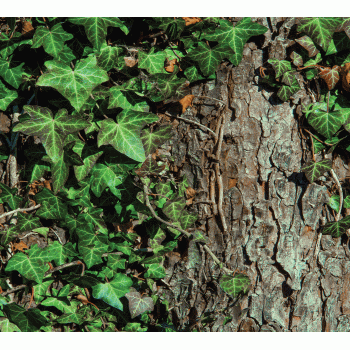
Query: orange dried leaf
179 94 195 113
182 17 202 26
12 241 28 253
21 20 34 37
319 65 340 90
124 57 138 68
186 187 196 199
341 63 350 92
228 178 237 189
165 58 177 73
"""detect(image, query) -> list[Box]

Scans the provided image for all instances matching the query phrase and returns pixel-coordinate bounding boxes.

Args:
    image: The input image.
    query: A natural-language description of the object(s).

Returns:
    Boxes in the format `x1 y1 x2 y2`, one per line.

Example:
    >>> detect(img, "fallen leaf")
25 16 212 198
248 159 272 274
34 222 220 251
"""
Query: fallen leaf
179 94 195 113
21 19 34 38
12 241 28 253
182 17 202 26
341 63 350 92
319 65 340 90
124 56 138 68
165 58 177 73
186 187 196 199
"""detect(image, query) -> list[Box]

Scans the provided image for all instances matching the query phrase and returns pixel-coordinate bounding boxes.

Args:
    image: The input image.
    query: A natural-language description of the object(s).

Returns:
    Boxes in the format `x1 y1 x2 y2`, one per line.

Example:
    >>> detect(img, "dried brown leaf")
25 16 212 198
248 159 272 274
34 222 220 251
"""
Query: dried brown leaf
341 63 350 92
179 94 195 113
182 17 202 26
124 57 138 68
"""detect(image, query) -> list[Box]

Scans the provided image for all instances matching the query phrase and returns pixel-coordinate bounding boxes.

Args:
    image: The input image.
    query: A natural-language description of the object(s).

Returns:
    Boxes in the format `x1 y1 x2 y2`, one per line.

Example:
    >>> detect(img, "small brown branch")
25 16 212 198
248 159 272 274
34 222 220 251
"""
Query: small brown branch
1 284 27 296
26 285 34 310
330 169 343 222
44 260 85 277
303 129 334 146
165 112 216 137
0 204 41 220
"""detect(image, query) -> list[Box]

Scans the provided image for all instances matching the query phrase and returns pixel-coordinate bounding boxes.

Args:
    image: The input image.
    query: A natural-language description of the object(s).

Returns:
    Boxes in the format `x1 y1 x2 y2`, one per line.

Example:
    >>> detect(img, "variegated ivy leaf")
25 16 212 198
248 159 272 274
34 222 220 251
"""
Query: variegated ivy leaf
321 215 350 238
268 58 292 79
295 35 320 57
219 274 251 298
138 47 167 75
125 291 154 319
32 23 74 58
12 106 90 163
203 17 267 66
281 71 296 86
97 110 158 163
68 17 129 51
301 158 332 183
187 42 234 76
36 56 109 111
297 18 342 51
51 154 69 194
290 51 303 67
307 108 343 139
0 32 33 60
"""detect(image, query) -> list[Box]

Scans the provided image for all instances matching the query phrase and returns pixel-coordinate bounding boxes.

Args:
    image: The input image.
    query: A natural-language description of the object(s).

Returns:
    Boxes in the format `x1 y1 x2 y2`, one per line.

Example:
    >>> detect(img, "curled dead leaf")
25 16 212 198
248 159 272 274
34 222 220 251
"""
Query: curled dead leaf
182 17 202 26
341 63 350 92
21 20 34 38
12 241 28 253
179 94 195 113
165 58 177 73
124 56 138 68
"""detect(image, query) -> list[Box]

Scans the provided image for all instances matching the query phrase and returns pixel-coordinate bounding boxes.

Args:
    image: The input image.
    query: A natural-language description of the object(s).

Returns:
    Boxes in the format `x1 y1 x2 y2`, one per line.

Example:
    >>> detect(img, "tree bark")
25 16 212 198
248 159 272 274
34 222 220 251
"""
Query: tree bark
156 17 350 332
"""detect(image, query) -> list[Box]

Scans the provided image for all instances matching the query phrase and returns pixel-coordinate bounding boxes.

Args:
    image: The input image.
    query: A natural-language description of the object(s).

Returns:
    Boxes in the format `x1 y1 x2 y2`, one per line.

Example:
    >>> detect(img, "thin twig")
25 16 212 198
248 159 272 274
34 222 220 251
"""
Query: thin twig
0 204 41 220
165 112 216 137
90 94 109 119
330 169 343 222
303 129 334 146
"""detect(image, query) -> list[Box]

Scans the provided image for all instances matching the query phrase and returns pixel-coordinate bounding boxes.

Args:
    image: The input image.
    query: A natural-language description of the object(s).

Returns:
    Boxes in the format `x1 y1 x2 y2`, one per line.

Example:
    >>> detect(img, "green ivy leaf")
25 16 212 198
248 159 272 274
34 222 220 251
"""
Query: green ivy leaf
187 42 233 76
68 17 129 51
92 273 133 311
203 18 267 66
13 106 90 163
219 274 250 297
0 182 22 210
297 18 342 51
0 58 26 89
138 47 167 75
307 108 343 139
268 58 292 79
322 215 350 238
108 86 149 112
144 263 166 279
32 23 73 58
36 56 109 111
277 76 300 101
301 159 332 183
97 43 124 71
0 81 17 111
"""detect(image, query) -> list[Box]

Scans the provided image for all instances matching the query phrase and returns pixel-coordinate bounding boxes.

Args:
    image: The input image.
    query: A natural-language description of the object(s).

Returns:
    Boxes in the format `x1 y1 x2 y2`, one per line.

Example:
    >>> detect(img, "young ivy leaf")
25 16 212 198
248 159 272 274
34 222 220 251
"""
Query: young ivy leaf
268 58 292 79
0 81 17 111
307 108 343 139
36 56 109 111
12 106 90 163
219 274 251 298
277 76 300 101
301 158 332 183
187 42 233 76
97 43 124 71
68 17 129 51
203 18 268 66
31 23 74 58
0 58 27 89
125 291 154 319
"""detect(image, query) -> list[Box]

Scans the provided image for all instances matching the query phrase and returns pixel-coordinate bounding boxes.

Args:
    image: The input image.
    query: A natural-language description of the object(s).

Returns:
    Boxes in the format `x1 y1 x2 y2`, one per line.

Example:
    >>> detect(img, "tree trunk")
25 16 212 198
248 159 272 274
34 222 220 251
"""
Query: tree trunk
157 17 350 332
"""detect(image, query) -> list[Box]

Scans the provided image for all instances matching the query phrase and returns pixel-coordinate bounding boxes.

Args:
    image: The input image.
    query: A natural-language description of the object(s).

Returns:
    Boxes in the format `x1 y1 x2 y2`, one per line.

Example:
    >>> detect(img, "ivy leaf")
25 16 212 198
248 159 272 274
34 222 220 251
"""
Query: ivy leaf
0 182 22 210
297 18 342 51
268 58 292 79
0 58 26 89
15 212 41 232
108 86 149 112
144 263 166 279
68 17 129 51
0 81 17 111
187 42 234 76
138 47 167 75
290 51 303 67
203 18 267 66
322 215 350 238
307 108 343 139
295 35 320 57
50 154 69 194
5 244 51 284
162 195 186 222
32 23 73 58
140 124 174 157
34 187 68 220
97 43 124 71
301 159 332 183
179 209 197 230
219 274 251 298
13 106 90 163
125 291 154 318
97 110 158 162
277 76 300 101
36 56 109 111
319 66 340 90
326 32 350 56
92 273 133 311
328 195 340 212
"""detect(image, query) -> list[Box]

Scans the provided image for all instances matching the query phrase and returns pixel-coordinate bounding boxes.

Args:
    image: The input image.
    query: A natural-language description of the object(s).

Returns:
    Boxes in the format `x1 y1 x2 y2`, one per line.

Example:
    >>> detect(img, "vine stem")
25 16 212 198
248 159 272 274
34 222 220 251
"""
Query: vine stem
0 204 41 220
142 183 233 275
90 94 109 119
330 168 343 222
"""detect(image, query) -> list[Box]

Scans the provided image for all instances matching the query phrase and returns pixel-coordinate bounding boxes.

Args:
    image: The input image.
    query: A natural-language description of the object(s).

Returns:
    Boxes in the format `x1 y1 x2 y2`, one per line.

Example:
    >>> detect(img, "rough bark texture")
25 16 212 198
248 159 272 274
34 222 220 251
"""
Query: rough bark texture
156 17 350 332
